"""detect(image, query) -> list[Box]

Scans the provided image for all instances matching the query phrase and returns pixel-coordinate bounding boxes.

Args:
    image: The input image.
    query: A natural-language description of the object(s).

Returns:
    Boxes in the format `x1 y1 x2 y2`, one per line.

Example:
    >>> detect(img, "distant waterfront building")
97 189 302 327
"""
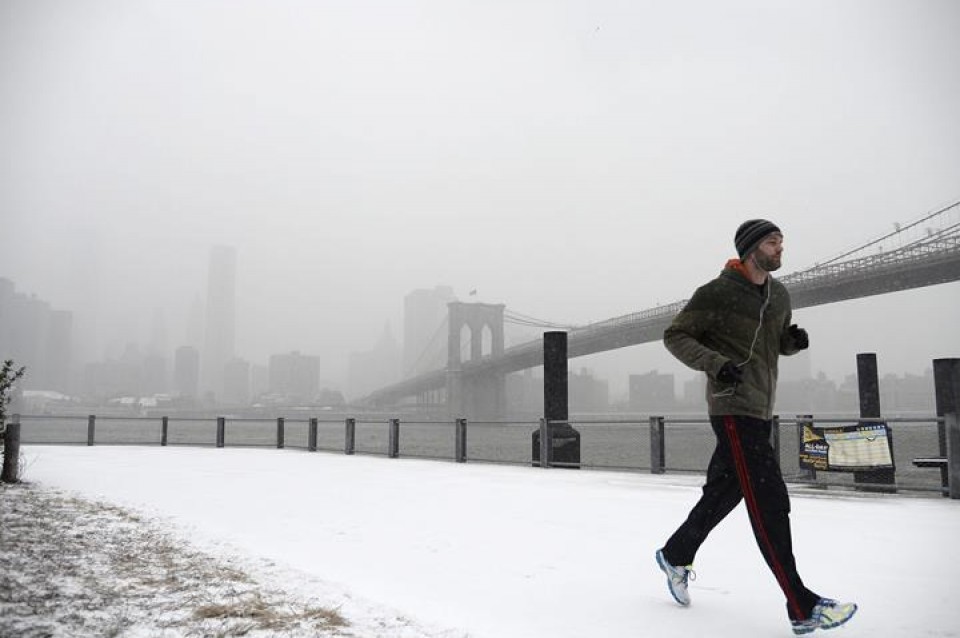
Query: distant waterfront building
0 278 12 354
780 349 813 383
629 370 675 412
570 368 609 413
268 351 321 401
403 285 456 377
82 344 144 399
173 346 200 398
506 368 541 415
201 245 237 401
142 354 167 396
223 357 251 406
0 277 73 393
250 364 269 401
682 374 706 407
44 309 73 393
347 325 401 400
881 370 936 412
185 294 204 349
507 368 610 416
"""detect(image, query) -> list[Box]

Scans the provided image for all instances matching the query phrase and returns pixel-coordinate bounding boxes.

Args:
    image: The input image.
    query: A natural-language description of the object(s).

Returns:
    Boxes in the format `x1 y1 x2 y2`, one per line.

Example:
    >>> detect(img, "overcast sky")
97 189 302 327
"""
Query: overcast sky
2 0 958 394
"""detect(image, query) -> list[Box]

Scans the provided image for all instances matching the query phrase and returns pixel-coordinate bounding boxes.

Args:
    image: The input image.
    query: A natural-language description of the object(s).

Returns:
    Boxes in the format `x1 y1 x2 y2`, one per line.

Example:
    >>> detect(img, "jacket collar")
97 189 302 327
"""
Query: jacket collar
722 258 772 291
724 258 752 282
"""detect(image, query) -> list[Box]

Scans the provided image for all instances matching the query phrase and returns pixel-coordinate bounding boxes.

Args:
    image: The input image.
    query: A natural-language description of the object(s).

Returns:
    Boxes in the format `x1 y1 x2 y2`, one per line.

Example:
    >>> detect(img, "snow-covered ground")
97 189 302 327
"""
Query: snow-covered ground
10 446 960 637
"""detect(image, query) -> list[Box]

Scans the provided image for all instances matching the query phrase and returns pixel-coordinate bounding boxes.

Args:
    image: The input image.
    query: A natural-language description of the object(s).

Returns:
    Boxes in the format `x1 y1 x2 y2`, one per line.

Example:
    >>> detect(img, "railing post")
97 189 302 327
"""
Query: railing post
345 418 356 455
161 416 168 447
308 417 318 452
276 417 285 449
1 414 21 483
455 418 467 463
948 410 960 500
934 359 960 499
388 418 400 458
216 416 225 448
796 414 816 482
538 418 551 468
87 414 96 446
650 416 665 474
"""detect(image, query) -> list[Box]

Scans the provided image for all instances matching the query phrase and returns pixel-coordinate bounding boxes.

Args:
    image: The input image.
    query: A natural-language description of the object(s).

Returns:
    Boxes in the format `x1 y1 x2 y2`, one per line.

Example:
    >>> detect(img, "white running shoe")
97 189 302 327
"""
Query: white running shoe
655 549 694 606
790 598 858 635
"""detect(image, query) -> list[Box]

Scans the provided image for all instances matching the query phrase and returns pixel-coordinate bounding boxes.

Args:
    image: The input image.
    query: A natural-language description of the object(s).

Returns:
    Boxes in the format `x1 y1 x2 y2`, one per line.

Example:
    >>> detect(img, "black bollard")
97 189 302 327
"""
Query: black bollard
855 353 895 491
544 331 568 422
532 331 580 468
933 359 960 497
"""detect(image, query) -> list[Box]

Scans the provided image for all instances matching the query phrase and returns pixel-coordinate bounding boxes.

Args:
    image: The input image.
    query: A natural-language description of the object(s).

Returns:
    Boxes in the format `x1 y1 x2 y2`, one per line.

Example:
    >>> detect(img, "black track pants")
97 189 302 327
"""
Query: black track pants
661 415 821 621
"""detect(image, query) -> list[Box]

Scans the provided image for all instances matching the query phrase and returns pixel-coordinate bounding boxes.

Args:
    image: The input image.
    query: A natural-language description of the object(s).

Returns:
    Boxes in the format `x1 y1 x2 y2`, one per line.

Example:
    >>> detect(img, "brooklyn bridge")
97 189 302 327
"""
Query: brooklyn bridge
364 200 960 416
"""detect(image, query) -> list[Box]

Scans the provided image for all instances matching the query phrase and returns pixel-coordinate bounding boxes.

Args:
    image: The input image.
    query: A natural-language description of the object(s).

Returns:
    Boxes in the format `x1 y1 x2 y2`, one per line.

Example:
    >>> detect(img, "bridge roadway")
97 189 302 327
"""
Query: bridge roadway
366 226 960 405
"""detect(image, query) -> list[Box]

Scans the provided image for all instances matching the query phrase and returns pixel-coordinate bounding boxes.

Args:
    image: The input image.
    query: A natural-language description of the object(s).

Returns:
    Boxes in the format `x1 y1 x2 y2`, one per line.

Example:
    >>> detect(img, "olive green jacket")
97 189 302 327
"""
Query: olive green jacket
664 260 804 419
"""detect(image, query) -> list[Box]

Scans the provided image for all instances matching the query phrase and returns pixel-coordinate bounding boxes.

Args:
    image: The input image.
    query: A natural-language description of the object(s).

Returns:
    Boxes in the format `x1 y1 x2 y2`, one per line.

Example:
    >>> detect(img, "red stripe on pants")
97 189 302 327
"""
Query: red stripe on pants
723 415 805 620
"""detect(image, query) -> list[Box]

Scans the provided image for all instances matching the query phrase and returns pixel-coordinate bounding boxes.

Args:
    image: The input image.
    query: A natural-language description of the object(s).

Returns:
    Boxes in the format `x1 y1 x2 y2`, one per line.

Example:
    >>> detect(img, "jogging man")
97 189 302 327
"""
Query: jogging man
655 219 857 635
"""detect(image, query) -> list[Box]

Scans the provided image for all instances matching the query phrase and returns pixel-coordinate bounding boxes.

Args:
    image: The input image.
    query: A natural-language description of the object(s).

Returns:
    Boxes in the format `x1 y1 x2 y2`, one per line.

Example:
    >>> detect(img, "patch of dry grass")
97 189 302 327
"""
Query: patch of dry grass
194 592 348 629
0 482 352 637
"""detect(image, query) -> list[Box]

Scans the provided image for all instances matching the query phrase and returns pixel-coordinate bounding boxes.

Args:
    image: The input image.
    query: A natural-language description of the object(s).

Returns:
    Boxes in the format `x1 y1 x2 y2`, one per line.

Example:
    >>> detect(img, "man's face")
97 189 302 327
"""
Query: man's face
752 232 783 272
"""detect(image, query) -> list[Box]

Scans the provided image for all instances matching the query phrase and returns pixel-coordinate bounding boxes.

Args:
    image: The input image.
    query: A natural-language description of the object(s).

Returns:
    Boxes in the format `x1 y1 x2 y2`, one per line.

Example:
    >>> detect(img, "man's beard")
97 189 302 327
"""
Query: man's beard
754 252 782 272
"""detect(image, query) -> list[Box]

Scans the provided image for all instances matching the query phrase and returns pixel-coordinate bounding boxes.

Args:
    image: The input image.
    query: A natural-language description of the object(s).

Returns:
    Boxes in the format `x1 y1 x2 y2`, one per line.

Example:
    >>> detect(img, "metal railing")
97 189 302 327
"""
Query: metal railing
11 409 958 497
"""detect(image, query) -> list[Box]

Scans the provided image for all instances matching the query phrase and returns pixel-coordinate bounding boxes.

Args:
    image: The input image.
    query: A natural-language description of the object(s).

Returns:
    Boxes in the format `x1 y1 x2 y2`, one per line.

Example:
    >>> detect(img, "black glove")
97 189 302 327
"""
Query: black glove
788 324 809 350
716 361 744 384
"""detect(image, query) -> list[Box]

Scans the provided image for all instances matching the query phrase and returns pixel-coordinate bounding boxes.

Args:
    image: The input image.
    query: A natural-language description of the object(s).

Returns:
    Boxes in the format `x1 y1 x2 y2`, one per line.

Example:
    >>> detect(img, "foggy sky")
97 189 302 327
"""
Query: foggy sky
2 0 958 396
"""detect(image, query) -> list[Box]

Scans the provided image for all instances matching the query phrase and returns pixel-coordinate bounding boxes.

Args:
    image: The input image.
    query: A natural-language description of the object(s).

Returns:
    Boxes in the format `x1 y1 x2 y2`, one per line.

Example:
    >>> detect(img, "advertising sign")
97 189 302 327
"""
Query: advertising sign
798 422 894 472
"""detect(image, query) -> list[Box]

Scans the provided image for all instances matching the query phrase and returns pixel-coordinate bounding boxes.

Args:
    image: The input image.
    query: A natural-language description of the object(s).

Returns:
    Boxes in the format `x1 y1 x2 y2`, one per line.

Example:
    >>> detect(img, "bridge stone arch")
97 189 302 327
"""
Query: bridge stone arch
480 324 493 358
446 302 506 418
447 302 505 366
459 324 472 362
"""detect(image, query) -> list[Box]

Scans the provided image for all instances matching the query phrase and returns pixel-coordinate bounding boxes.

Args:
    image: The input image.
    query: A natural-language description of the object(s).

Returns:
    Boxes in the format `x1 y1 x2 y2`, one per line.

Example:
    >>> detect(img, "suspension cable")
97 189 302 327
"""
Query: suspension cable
406 316 449 376
816 199 959 266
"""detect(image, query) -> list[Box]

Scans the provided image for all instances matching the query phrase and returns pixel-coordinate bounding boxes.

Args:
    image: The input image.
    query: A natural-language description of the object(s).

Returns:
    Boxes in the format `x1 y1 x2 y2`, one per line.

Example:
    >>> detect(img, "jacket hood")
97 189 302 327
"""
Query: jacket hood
724 258 752 282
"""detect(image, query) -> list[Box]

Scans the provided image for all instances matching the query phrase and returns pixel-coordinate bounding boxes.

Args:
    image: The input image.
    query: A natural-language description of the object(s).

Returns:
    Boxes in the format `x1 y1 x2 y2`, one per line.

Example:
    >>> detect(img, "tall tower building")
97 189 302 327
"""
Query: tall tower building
174 346 200 399
403 285 456 378
185 294 204 349
201 245 237 400
0 278 72 393
223 357 250 406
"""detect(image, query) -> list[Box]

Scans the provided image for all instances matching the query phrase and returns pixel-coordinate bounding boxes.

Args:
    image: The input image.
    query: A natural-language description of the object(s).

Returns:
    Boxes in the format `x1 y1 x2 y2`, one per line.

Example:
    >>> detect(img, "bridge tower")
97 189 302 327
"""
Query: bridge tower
446 302 506 419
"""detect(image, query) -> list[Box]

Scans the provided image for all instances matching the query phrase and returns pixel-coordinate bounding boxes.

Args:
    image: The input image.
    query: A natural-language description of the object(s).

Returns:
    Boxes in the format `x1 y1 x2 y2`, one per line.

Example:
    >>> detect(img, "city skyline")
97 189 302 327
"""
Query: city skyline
5 208 957 396
0 270 950 413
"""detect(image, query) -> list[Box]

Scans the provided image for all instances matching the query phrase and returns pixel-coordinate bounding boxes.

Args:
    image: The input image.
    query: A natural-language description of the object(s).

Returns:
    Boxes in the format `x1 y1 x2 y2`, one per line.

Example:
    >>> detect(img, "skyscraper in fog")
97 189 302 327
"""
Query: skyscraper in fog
0 277 73 393
403 285 456 377
201 246 237 400
223 357 250 406
629 370 675 412
174 346 200 399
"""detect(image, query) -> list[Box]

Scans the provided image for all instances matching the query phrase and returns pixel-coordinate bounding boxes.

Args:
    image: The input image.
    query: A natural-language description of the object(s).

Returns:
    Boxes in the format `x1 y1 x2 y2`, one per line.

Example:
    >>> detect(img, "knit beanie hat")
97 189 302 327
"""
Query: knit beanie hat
735 219 781 259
